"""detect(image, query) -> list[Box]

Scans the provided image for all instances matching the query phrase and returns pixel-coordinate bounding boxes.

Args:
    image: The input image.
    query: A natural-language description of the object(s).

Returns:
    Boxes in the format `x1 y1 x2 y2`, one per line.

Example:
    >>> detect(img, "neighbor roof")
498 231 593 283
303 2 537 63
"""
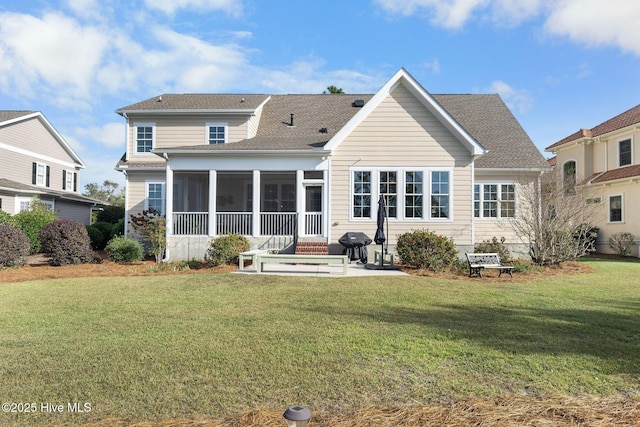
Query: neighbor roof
547 103 640 151
0 110 37 124
116 94 270 113
0 178 102 205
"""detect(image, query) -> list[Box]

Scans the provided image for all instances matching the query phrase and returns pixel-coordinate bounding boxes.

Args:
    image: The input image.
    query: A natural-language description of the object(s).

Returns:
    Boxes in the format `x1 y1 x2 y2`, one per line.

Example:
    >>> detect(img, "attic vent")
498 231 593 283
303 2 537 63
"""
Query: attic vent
319 127 328 133
352 99 365 108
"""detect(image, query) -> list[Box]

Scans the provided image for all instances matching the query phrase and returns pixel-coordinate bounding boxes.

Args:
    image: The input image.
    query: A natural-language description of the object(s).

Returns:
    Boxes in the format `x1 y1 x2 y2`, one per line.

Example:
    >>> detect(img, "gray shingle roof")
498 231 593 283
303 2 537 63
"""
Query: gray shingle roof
120 93 546 170
116 94 270 112
433 94 548 169
0 178 103 205
0 110 36 123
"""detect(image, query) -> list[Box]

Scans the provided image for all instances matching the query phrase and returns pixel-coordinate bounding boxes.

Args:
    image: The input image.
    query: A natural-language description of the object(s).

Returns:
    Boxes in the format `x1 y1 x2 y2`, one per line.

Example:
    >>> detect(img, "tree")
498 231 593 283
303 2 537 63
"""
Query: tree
83 180 125 207
323 85 344 94
512 176 602 265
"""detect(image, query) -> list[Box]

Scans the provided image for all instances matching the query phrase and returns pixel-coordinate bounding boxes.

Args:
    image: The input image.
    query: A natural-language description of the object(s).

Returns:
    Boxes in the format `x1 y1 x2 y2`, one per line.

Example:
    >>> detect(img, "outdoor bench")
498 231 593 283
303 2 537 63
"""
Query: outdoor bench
238 249 269 270
255 254 349 275
465 252 514 278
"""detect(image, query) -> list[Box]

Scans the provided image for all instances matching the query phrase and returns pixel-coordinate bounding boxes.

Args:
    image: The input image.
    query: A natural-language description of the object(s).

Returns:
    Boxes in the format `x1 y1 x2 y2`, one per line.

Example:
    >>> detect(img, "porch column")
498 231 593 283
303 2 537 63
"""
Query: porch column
323 169 329 239
296 170 304 237
252 170 260 236
165 165 174 237
209 170 217 236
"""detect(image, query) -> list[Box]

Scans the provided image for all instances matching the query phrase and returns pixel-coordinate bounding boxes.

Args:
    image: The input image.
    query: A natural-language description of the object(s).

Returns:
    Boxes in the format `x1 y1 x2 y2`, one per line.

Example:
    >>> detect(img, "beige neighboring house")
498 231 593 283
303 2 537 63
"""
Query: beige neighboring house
0 111 99 225
546 104 640 256
115 68 548 261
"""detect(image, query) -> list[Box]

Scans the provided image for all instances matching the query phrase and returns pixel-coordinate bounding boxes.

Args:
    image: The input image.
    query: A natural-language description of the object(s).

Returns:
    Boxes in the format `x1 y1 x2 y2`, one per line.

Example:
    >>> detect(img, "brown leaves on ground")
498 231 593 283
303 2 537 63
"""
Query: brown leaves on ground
83 393 640 426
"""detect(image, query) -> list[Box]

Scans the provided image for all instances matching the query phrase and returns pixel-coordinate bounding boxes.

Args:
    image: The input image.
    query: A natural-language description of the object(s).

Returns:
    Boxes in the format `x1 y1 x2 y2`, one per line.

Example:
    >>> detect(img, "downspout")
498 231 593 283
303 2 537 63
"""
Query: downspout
122 112 130 237
162 152 170 263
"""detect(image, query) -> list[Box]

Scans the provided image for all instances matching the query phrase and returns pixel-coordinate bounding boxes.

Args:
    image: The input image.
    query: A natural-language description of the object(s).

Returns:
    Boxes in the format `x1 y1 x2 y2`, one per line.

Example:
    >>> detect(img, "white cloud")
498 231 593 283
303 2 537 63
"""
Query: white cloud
0 12 111 104
483 80 534 113
374 0 640 56
75 122 126 149
144 0 242 16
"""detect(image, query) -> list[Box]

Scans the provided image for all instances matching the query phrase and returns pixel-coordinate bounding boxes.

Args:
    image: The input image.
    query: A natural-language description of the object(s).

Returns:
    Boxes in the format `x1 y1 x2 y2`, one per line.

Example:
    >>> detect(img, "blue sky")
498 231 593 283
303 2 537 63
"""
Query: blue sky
2 0 640 190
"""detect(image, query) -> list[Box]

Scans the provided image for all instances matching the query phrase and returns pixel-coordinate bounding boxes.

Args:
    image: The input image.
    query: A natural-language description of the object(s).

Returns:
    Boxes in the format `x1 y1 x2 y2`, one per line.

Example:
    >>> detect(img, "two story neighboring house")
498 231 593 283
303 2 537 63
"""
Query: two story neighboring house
546 104 640 256
0 111 99 225
116 68 548 261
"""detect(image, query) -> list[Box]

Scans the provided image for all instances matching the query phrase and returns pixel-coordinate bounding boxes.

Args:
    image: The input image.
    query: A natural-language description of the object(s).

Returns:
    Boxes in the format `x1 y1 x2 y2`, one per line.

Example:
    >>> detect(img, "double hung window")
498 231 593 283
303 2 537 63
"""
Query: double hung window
619 139 632 167
609 195 623 222
207 123 227 144
474 183 517 219
146 182 165 215
135 123 154 153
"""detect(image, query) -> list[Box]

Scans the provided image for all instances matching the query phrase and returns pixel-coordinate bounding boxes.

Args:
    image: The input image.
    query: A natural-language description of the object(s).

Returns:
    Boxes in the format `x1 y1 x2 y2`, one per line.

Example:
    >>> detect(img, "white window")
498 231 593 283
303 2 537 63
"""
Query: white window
206 122 227 144
32 162 48 186
135 123 155 153
619 138 632 167
351 168 451 221
146 182 165 215
16 197 54 213
609 194 623 223
63 170 75 191
474 183 517 219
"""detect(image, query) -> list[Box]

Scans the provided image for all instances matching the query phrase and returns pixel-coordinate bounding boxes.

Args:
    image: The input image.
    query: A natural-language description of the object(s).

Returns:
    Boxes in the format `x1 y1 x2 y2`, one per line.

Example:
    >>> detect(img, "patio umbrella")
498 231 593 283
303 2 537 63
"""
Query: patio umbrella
374 195 386 266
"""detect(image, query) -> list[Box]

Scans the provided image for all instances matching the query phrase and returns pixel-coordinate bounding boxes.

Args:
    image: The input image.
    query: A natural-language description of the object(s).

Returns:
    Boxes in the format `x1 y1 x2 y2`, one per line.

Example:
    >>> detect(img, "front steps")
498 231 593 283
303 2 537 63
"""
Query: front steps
295 240 329 255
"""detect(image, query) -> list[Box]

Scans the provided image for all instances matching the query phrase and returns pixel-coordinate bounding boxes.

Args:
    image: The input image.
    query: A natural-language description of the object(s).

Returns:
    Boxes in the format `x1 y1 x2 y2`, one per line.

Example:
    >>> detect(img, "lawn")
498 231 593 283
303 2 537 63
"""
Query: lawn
0 259 639 425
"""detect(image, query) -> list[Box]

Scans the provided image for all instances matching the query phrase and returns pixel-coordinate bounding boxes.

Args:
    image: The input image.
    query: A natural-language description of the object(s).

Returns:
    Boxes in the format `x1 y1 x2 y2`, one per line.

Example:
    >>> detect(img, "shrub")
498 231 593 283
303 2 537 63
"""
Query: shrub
86 221 114 250
396 229 459 272
0 224 30 268
474 236 511 262
111 218 125 238
609 232 636 256
205 234 250 266
0 210 15 226
97 205 125 224
129 210 166 263
40 220 98 266
13 208 57 254
105 236 144 263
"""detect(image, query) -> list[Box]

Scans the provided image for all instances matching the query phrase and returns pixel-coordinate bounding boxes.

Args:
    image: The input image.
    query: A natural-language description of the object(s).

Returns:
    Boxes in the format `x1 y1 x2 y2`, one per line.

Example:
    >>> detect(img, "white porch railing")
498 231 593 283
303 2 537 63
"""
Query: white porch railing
173 212 208 235
304 212 323 235
260 212 297 236
217 212 252 236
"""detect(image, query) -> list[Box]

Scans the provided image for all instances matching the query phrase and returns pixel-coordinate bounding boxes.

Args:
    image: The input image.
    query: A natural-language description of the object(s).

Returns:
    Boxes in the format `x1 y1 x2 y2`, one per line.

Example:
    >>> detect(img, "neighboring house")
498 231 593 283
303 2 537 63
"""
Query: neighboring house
546 103 640 256
115 68 548 261
0 111 99 225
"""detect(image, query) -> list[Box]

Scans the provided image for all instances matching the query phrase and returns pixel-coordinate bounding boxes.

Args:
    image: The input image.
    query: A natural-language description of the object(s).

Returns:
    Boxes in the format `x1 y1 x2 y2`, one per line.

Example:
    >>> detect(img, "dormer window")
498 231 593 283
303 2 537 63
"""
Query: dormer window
619 138 632 167
207 123 227 144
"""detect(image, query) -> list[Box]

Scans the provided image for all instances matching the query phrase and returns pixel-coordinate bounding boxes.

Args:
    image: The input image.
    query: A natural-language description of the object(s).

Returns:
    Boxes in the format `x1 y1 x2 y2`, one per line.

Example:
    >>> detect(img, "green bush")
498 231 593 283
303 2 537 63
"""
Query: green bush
13 208 58 254
97 205 125 224
474 236 511 262
0 224 30 268
396 229 459 272
110 218 125 238
0 210 15 226
105 236 144 263
40 220 98 266
86 221 114 250
609 232 636 256
205 234 250 266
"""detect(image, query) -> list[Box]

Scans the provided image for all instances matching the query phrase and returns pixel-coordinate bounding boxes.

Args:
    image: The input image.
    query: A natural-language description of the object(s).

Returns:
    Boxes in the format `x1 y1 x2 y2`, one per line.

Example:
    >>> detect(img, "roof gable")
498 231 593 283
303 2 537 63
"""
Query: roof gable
0 111 85 168
324 68 486 156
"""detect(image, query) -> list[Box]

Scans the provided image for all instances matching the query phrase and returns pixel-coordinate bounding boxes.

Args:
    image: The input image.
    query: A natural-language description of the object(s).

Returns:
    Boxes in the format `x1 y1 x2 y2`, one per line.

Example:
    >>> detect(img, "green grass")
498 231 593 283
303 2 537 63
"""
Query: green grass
1 259 639 425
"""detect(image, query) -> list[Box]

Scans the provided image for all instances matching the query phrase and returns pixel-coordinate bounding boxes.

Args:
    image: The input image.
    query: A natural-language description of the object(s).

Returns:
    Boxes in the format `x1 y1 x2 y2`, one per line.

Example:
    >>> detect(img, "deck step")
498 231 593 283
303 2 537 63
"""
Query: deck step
295 241 329 256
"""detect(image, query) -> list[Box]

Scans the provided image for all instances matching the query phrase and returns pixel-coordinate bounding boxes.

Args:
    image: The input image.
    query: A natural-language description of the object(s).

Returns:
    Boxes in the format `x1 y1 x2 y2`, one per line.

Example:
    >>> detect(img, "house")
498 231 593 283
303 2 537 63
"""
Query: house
546 103 640 256
115 68 548 261
0 110 99 224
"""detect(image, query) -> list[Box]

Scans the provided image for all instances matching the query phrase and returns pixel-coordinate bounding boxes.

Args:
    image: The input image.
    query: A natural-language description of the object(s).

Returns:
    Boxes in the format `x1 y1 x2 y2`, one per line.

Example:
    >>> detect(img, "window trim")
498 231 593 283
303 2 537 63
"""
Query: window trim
608 193 624 223
15 196 54 213
205 122 228 145
349 167 453 222
618 137 633 167
474 180 518 220
63 170 76 192
134 122 155 154
145 181 166 215
32 162 49 187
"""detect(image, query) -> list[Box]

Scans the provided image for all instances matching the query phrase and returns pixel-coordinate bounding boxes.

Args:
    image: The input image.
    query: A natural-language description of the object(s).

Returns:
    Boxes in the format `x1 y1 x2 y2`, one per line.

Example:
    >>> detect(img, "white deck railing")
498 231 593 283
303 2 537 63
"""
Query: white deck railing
304 212 323 235
217 212 253 236
260 212 297 236
173 212 208 235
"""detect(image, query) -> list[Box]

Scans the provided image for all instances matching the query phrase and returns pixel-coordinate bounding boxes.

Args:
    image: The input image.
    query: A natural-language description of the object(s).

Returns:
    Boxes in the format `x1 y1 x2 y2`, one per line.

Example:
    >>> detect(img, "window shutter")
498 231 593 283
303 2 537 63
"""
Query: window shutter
32 163 37 185
46 166 50 187
62 170 67 190
73 173 77 192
